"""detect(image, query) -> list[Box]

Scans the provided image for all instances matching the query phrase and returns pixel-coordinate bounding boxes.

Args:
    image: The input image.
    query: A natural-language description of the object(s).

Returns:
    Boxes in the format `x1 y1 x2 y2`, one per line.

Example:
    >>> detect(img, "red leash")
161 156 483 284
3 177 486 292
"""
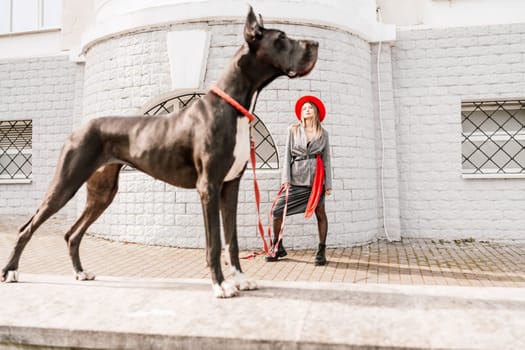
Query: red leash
242 184 289 259
210 85 286 258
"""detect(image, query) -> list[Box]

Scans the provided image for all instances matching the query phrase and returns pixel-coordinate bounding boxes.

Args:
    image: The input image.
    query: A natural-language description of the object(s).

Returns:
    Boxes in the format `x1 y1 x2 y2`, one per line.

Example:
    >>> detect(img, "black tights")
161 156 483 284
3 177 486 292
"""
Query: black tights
314 204 328 244
273 204 328 244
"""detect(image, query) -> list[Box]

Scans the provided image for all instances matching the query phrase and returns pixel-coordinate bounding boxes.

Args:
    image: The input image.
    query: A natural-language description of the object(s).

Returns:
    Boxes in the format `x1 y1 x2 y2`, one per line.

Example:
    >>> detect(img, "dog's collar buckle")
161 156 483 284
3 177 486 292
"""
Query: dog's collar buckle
210 85 255 122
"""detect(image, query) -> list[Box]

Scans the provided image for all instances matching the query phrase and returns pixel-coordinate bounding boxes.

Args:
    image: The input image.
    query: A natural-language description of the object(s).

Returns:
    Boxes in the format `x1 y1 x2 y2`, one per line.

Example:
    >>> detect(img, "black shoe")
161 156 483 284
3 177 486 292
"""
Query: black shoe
314 243 326 266
265 240 287 262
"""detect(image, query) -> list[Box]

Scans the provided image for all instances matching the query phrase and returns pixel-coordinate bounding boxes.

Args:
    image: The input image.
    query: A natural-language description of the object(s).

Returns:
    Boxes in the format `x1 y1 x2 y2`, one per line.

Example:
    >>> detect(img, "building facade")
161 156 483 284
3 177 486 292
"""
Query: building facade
1 0 525 249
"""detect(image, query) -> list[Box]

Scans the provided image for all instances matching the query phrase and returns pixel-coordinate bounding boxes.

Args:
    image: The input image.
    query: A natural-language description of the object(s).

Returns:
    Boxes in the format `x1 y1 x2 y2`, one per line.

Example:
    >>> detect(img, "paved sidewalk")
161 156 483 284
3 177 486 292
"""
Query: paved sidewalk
1 216 524 287
1 216 525 349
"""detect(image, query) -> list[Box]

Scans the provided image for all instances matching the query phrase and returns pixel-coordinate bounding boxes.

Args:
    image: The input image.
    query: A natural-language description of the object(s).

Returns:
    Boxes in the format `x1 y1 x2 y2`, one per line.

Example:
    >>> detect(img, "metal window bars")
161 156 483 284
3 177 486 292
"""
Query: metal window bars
461 100 525 175
132 91 278 170
0 120 32 179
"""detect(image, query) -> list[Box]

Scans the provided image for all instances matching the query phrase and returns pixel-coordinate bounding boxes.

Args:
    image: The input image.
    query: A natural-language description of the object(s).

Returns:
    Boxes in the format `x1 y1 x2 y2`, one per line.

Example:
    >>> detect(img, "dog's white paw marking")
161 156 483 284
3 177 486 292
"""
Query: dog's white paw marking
4 270 18 283
231 268 257 291
75 271 96 281
212 280 239 298
223 245 231 266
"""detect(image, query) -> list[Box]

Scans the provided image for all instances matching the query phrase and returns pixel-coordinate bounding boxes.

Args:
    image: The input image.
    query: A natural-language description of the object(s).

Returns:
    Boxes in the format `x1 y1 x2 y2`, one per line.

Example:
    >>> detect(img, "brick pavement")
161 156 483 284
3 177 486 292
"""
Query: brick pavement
1 216 524 287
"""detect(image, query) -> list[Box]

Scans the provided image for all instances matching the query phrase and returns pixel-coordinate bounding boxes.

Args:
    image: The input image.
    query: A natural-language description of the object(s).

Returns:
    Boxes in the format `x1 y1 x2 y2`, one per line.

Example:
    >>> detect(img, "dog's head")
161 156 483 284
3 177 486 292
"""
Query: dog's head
243 6 318 80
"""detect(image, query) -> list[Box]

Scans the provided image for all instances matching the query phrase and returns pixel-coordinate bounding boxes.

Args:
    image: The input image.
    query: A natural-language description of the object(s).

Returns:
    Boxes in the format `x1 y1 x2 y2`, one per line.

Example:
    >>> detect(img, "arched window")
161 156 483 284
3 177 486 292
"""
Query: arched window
138 90 278 169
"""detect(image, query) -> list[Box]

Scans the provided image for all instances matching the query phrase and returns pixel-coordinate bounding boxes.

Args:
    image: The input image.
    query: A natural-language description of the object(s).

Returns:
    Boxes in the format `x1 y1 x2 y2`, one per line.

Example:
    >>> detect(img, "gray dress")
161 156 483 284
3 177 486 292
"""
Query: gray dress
273 124 332 217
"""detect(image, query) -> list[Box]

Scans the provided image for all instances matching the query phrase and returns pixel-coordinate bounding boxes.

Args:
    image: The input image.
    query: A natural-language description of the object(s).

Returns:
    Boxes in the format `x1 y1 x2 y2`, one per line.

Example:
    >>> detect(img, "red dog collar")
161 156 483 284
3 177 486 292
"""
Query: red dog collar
210 85 255 122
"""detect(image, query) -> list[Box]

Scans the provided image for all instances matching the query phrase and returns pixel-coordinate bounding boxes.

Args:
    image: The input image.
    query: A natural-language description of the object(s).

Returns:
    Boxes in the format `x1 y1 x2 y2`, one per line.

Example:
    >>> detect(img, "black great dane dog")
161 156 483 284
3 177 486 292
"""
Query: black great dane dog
1 7 318 298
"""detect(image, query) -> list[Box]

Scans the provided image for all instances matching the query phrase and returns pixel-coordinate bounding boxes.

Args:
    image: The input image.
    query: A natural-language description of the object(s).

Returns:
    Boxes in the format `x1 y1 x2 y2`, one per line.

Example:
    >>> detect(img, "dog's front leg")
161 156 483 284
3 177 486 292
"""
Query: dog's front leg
220 177 257 291
198 178 238 298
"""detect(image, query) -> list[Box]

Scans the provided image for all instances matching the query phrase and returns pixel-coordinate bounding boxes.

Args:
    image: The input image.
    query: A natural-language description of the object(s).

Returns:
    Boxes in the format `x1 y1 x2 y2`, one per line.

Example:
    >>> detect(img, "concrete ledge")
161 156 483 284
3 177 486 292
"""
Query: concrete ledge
0 274 524 350
2 327 366 350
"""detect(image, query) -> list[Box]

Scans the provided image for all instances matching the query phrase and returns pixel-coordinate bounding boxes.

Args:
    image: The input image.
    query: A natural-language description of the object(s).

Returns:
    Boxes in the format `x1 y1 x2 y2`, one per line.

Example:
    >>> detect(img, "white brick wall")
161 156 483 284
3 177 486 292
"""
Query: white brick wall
81 20 381 249
83 30 172 119
393 23 525 240
0 56 82 219
8 20 525 247
6 20 524 247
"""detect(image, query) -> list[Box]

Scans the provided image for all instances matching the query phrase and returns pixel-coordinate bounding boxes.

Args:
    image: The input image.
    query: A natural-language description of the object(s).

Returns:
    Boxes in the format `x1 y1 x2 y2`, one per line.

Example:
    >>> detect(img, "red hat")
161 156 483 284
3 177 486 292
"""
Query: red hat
295 95 326 122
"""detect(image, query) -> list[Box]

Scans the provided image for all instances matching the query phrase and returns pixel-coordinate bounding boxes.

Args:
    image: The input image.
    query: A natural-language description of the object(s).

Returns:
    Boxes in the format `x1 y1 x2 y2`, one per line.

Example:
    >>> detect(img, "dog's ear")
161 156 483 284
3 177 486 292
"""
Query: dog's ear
244 6 263 45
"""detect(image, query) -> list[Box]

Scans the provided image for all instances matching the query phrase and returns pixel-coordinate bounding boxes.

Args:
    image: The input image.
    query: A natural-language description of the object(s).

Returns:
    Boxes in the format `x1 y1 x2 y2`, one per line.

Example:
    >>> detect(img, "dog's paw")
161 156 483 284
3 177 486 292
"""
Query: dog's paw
2 270 18 283
233 272 257 291
75 271 96 281
212 280 239 298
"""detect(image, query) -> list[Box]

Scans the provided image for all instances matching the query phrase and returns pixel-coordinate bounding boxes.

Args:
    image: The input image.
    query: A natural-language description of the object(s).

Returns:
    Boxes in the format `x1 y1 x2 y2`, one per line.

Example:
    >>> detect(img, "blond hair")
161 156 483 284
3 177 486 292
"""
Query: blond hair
292 101 323 140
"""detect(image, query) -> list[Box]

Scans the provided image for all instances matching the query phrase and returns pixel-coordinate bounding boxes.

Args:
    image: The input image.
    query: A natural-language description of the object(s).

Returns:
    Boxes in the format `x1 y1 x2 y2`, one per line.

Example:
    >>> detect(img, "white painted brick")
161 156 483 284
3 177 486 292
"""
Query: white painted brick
395 23 525 239
0 17 426 248
0 56 80 219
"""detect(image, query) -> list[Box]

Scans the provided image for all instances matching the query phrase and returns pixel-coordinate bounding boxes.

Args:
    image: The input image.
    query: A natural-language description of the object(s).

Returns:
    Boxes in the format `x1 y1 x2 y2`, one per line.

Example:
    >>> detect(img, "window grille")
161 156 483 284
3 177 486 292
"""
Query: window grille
0 120 32 179
251 117 278 169
143 92 203 116
131 91 278 170
461 100 525 175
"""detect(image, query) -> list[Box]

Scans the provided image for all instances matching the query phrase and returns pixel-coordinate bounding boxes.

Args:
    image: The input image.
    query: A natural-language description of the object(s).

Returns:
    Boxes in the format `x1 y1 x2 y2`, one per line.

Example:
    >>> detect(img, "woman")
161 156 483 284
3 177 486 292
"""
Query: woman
266 95 332 265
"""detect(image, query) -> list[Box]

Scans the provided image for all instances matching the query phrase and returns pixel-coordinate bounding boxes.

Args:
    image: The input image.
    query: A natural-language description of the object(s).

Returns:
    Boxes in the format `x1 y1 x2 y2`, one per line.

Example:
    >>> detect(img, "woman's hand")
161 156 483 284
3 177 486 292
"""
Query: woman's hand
283 182 291 190
325 188 332 195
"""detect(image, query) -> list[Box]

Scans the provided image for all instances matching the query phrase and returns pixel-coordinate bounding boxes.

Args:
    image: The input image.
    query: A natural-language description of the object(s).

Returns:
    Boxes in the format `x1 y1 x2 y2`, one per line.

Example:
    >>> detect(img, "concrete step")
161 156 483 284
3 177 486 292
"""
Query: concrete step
1 274 524 349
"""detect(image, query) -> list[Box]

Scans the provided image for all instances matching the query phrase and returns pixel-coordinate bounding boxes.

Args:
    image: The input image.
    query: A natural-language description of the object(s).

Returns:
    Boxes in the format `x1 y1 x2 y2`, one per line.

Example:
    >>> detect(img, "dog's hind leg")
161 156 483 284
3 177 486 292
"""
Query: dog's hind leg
1 130 106 282
1 176 88 282
220 177 257 291
64 164 122 281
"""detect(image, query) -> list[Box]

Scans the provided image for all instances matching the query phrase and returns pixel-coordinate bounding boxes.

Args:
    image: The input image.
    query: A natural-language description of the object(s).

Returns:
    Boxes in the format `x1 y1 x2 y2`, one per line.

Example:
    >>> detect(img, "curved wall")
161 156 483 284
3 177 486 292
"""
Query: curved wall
81 16 381 248
81 0 392 50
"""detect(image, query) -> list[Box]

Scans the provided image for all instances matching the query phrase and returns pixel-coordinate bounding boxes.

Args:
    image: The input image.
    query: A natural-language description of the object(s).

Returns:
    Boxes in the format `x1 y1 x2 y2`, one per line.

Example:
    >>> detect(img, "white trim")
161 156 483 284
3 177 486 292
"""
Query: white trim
0 29 64 59
0 179 32 184
0 27 60 38
463 174 525 179
80 0 395 54
38 0 43 29
462 97 525 104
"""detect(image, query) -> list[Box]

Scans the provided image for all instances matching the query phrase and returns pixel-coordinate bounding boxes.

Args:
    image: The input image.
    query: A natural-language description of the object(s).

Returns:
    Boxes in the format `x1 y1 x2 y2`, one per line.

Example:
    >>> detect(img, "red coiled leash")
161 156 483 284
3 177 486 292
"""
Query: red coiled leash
242 184 289 259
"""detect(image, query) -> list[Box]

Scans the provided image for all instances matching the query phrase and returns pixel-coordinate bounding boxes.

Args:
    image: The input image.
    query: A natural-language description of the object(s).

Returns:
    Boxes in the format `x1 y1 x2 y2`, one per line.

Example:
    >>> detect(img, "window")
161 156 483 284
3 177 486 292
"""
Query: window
0 0 62 34
138 91 278 170
0 120 32 180
461 100 525 176
143 91 203 116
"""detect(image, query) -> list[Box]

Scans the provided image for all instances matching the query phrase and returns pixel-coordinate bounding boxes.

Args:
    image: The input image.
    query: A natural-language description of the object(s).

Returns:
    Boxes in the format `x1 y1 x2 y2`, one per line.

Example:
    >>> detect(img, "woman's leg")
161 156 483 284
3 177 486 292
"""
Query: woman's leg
273 215 283 243
315 204 328 244
314 204 328 265
265 214 287 261
266 185 312 262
